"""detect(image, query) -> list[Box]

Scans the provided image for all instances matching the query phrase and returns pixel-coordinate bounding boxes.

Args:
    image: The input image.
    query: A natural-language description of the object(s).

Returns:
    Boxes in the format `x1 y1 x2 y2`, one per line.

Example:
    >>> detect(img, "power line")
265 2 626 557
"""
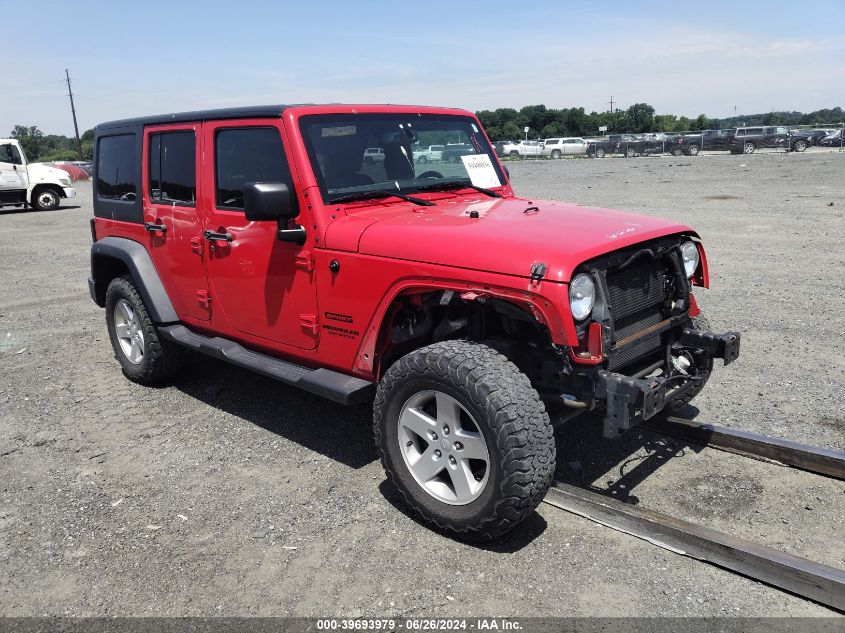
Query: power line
65 69 83 160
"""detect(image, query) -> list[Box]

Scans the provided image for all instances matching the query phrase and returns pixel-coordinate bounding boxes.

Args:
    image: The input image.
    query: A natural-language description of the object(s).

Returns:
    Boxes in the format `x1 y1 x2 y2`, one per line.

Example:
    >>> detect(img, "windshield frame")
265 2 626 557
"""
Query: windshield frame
298 112 506 205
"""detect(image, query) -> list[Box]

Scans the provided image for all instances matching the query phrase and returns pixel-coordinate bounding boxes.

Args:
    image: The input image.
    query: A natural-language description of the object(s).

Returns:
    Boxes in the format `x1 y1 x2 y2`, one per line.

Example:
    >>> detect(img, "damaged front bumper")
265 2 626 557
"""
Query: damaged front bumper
594 328 740 437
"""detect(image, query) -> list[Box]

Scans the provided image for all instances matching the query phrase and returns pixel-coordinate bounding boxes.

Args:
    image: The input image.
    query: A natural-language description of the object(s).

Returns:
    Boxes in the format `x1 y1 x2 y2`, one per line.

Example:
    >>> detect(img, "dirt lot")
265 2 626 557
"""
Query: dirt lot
0 151 843 617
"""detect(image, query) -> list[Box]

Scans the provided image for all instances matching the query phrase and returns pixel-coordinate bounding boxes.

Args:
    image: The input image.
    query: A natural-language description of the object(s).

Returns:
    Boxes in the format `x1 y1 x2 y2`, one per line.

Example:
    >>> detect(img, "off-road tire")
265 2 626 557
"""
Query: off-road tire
667 315 713 413
373 340 556 540
32 187 60 211
105 274 183 385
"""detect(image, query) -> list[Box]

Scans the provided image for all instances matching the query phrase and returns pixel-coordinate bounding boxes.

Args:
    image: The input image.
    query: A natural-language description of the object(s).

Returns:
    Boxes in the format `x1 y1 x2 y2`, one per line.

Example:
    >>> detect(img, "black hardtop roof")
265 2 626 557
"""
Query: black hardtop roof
95 103 469 132
95 104 301 131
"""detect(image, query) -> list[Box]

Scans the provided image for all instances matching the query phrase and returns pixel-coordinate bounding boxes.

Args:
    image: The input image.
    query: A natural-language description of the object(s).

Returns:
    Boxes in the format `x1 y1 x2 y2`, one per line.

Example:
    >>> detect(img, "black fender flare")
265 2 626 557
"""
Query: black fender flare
88 236 178 323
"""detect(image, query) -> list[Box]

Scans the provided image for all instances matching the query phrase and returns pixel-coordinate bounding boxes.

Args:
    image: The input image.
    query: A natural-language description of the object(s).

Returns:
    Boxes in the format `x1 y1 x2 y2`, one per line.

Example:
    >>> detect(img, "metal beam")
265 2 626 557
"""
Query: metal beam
642 417 845 480
544 484 845 612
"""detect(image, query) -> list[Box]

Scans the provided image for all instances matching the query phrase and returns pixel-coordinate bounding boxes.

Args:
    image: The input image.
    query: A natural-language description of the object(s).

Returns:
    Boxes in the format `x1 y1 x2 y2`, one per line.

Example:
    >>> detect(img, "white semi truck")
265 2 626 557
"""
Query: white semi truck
0 138 77 210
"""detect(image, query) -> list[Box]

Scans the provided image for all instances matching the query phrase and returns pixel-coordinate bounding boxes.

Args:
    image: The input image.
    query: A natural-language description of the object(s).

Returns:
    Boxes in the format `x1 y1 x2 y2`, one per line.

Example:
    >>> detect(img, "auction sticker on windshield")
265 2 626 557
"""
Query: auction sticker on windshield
461 154 500 189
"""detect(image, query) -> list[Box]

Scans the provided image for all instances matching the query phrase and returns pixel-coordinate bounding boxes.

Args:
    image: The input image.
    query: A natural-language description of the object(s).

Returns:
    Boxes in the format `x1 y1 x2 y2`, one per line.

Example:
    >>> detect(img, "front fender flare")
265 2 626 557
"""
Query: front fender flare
89 236 178 323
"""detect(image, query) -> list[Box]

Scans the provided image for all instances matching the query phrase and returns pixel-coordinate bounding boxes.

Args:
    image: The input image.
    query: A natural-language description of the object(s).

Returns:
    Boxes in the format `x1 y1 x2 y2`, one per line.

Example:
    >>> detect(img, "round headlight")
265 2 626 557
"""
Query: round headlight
569 273 595 321
681 241 700 278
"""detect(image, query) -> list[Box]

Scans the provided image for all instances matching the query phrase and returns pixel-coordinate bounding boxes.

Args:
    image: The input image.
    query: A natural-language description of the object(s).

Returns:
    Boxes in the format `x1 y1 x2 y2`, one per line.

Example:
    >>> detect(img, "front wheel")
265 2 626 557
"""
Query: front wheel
625 147 637 158
686 144 700 156
374 340 555 540
551 149 562 159
33 188 60 211
744 142 756 154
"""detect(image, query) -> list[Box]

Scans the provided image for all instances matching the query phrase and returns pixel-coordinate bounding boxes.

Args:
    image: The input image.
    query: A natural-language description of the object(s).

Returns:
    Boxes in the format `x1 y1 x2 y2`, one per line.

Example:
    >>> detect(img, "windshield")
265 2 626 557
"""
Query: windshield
299 113 506 202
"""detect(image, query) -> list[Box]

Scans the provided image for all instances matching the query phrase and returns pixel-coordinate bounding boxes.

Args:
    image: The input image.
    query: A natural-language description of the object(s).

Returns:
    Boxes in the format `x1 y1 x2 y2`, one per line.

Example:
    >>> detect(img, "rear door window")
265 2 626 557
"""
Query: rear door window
149 131 196 205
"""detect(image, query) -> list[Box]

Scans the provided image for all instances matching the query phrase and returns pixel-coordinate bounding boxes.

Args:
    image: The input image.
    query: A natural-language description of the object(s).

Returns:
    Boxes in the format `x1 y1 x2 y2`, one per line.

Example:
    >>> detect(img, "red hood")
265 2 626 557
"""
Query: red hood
326 196 694 282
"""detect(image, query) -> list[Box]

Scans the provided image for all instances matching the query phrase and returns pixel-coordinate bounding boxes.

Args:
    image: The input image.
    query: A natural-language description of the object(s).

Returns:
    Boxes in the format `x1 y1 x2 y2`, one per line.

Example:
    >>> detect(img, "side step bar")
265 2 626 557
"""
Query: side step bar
158 325 375 406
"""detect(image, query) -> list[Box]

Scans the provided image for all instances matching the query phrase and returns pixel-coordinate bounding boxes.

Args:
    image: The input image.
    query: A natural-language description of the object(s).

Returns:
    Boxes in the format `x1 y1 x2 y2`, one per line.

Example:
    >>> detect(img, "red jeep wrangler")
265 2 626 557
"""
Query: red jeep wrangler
88 104 740 539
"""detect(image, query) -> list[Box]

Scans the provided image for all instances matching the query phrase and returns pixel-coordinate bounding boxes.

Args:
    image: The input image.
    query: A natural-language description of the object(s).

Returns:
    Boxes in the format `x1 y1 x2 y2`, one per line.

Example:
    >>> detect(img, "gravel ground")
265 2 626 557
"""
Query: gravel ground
0 152 843 618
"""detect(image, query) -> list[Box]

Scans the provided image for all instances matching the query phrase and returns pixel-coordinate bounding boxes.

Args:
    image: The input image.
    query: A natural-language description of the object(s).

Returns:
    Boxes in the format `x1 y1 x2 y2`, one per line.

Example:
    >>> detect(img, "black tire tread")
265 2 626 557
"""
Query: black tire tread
373 340 556 540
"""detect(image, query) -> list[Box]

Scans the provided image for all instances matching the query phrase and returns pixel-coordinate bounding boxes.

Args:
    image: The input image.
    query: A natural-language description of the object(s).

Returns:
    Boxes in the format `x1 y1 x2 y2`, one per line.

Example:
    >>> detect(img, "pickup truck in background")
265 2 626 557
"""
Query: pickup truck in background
586 134 638 158
0 138 77 210
501 140 544 158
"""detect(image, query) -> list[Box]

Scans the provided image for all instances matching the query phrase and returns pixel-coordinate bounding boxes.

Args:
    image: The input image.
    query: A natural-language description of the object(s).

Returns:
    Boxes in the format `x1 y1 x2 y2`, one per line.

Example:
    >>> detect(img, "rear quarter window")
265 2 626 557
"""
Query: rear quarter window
97 134 137 201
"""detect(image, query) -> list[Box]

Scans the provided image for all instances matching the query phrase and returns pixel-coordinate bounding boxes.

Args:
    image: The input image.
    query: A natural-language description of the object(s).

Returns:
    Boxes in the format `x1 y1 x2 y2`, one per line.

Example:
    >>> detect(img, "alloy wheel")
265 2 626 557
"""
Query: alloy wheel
397 390 490 505
113 299 145 364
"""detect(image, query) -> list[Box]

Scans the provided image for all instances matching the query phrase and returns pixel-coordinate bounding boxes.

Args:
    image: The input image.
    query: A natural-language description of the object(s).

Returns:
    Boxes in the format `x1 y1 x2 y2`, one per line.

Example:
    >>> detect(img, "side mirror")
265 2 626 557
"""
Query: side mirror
243 182 297 222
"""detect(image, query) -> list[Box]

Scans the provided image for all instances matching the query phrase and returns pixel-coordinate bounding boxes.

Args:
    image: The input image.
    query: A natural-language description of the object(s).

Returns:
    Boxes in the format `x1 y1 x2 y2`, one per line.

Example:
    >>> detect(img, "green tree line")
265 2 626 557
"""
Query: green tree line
475 104 844 141
8 125 94 162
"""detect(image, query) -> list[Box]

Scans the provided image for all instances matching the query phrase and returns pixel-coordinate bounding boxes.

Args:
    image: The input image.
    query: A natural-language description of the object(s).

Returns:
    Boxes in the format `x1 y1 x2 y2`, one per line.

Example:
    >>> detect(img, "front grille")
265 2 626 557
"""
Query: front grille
606 258 667 371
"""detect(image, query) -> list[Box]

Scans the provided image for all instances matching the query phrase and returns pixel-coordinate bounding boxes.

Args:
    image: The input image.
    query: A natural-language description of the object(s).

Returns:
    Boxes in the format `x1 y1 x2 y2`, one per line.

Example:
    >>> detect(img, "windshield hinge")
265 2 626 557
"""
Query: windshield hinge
530 262 548 281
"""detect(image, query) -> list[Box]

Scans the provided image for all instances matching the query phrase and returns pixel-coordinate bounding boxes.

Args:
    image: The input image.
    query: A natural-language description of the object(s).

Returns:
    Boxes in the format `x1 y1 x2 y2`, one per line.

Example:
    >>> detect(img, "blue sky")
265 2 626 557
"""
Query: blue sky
3 0 844 136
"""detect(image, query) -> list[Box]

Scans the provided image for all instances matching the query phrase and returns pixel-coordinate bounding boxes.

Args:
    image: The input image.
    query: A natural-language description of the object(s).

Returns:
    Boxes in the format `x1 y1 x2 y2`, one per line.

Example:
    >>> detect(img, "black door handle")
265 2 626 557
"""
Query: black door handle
144 222 167 233
203 230 233 242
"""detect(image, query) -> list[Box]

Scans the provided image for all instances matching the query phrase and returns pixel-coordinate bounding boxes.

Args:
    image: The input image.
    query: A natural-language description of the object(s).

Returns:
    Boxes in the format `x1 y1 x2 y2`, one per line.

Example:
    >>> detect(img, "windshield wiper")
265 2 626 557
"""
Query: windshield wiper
415 180 503 198
328 189 435 207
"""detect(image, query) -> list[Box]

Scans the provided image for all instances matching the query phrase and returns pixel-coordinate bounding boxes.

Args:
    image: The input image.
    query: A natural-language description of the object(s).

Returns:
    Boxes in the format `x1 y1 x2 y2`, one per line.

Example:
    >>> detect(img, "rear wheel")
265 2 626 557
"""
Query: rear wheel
374 340 555 540
671 148 683 156
33 188 60 211
417 155 429 163
625 147 637 158
792 140 807 152
594 148 606 158
105 275 183 385
509 151 519 158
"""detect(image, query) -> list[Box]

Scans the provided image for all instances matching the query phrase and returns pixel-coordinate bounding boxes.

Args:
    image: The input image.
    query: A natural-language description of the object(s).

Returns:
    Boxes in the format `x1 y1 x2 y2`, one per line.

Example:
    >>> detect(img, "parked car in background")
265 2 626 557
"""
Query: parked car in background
413 145 444 163
697 129 735 152
439 143 475 162
541 137 588 158
587 134 638 158
729 126 789 154
818 129 844 147
502 140 543 158
363 147 385 164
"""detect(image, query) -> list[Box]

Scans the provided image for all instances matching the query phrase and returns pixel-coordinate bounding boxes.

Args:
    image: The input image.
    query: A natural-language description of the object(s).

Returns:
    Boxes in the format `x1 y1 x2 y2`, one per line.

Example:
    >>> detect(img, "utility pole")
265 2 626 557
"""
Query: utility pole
65 69 83 160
